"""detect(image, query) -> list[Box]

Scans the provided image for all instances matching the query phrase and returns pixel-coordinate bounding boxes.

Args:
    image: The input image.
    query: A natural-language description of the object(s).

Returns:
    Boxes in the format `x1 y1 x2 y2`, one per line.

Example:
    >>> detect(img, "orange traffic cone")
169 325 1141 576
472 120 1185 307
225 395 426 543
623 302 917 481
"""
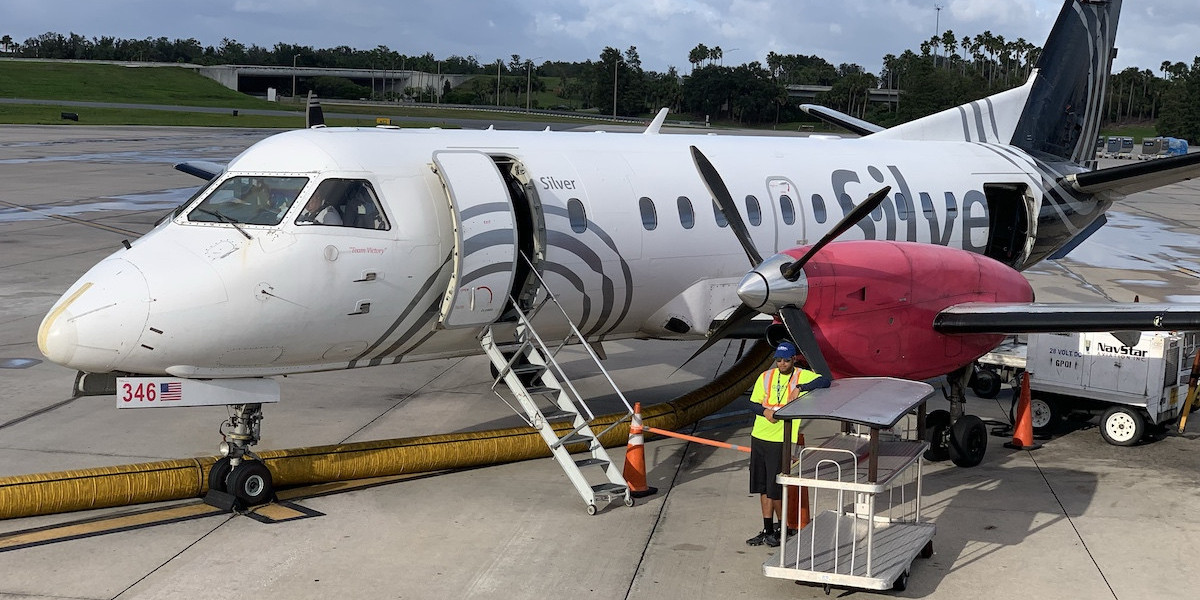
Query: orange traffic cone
1004 372 1042 451
623 402 658 498
785 433 810 531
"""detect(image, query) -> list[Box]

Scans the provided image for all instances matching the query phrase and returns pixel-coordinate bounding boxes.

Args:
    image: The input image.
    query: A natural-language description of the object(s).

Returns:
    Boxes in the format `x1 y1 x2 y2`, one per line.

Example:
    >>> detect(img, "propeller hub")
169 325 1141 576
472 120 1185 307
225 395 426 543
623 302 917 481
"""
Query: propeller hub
738 253 809 314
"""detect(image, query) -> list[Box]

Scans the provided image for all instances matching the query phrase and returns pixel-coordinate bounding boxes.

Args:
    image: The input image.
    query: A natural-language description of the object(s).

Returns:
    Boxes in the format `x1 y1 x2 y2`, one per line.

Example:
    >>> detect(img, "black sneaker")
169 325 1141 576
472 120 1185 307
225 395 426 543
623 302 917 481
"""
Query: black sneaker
763 531 780 547
746 529 773 546
786 528 798 537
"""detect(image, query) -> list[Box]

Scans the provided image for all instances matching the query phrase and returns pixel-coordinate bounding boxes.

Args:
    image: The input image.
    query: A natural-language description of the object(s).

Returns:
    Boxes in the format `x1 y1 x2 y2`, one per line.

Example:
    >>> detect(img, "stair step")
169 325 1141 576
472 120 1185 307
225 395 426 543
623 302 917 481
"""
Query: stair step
512 363 545 375
592 483 627 496
575 457 609 468
525 385 559 395
558 432 594 446
541 409 576 421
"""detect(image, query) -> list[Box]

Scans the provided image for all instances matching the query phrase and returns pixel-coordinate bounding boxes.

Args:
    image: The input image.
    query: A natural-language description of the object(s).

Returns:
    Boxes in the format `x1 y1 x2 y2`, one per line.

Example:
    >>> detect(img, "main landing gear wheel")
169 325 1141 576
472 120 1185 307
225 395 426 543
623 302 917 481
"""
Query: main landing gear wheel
949 414 988 467
228 460 274 505
1100 406 1145 446
924 409 951 461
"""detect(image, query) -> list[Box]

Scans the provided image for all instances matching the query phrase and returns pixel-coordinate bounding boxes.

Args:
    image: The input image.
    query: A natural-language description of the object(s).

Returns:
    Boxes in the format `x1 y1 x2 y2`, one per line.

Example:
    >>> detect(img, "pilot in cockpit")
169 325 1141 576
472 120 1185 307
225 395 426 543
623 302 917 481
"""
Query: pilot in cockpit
296 186 344 226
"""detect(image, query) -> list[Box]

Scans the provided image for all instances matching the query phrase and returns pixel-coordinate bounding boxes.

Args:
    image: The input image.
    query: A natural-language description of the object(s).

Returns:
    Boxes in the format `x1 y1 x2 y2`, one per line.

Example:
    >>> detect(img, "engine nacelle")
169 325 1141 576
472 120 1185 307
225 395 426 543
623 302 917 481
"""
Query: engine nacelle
771 241 1033 380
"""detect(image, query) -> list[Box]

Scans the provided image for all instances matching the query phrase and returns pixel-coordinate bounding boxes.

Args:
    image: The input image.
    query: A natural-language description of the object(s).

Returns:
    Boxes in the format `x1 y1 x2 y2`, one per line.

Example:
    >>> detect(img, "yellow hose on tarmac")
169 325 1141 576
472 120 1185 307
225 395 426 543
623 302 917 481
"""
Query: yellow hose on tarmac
0 342 770 520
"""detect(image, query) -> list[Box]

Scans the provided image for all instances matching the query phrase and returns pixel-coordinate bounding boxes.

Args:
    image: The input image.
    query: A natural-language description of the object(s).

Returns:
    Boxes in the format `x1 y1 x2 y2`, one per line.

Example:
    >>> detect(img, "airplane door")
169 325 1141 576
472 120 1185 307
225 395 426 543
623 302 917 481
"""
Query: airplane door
767 177 806 250
433 150 518 329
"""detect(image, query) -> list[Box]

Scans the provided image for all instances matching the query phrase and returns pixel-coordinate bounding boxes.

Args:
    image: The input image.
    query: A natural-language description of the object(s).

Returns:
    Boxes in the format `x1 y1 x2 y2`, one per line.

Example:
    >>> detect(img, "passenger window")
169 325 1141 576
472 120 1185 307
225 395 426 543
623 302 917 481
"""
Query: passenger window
712 199 728 228
779 194 795 225
639 197 657 231
811 194 827 223
567 198 587 233
188 175 309 226
745 195 761 226
295 179 389 230
677 196 694 229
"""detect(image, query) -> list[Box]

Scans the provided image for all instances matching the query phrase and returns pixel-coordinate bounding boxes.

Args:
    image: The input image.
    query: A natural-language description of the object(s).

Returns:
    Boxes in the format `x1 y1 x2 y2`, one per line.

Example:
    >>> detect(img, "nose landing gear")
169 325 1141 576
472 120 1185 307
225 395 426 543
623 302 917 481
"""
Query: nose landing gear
204 403 275 509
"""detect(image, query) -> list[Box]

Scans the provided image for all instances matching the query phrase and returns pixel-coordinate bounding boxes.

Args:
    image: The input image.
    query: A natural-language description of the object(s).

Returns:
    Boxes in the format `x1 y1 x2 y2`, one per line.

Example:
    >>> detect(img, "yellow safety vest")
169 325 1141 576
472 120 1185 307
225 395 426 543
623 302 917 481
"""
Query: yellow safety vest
750 367 821 443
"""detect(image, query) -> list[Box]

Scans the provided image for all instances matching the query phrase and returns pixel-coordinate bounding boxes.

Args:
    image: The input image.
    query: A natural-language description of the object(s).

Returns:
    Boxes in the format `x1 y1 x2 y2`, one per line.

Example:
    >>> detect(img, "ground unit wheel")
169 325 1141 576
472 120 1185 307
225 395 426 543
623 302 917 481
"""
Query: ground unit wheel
923 409 951 461
1029 396 1067 434
208 457 233 493
920 540 934 559
1100 406 1145 446
971 368 1002 399
228 460 273 506
948 415 987 467
586 504 597 516
892 568 910 591
624 495 635 508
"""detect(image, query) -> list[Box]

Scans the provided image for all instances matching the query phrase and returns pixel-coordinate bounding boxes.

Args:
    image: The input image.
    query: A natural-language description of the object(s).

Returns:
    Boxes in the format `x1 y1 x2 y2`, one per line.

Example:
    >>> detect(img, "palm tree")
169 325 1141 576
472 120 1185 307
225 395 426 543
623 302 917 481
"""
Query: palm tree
0 35 11 54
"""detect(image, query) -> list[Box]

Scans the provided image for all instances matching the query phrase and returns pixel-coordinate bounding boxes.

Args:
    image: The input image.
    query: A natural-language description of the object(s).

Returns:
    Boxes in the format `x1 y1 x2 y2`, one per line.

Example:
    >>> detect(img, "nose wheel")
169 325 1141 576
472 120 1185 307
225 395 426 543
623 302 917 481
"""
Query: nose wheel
204 403 275 509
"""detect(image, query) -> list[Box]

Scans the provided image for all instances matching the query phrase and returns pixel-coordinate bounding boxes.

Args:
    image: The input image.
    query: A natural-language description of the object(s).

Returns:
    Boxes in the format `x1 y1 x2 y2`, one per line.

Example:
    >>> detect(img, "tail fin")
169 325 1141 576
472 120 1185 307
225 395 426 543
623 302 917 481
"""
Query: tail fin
872 0 1121 165
1011 0 1120 163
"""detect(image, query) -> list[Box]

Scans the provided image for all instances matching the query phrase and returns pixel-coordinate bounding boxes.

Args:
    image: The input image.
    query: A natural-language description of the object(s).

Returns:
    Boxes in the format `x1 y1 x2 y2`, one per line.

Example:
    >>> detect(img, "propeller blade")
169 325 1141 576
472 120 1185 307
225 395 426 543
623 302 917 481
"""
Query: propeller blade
783 186 891 281
690 146 764 267
674 303 760 375
778 305 831 378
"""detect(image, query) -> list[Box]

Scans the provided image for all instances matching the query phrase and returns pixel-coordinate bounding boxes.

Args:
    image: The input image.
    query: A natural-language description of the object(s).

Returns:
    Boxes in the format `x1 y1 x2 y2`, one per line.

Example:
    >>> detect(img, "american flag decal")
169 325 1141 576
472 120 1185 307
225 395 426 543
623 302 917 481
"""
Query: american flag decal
159 382 182 401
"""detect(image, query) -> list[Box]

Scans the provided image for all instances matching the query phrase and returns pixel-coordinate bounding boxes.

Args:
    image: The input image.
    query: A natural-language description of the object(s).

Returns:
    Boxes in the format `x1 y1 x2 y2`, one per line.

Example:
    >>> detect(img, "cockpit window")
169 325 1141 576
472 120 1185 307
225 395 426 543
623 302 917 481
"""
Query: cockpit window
188 176 308 226
296 179 389 230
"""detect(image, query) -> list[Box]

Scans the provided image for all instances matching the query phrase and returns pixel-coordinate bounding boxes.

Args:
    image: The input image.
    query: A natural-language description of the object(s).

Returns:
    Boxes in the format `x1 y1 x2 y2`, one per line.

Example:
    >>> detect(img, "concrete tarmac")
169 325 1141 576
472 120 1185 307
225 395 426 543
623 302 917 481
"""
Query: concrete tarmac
2 126 1200 599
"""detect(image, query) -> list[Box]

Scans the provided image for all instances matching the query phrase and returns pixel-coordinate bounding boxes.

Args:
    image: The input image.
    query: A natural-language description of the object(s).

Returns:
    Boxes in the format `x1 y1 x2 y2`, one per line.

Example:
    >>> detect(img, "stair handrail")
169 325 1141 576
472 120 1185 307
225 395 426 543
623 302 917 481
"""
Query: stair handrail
517 252 634 416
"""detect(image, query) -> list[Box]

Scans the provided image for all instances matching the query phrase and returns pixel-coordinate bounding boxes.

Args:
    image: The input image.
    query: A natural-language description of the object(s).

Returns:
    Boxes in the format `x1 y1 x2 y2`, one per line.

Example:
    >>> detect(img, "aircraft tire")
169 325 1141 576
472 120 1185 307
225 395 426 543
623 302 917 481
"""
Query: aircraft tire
923 410 951 461
948 415 987 468
228 460 274 506
208 457 232 493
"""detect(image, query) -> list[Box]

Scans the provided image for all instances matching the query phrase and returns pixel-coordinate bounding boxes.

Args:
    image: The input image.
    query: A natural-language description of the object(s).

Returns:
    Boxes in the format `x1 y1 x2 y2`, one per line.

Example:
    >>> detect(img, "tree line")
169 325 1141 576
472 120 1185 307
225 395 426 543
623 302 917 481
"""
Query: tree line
2 30 1198 141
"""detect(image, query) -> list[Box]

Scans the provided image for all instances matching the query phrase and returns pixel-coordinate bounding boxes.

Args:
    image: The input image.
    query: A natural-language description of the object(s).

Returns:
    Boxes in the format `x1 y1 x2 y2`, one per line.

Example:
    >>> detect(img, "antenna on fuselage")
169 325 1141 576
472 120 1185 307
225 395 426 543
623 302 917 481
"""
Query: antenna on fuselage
643 108 669 135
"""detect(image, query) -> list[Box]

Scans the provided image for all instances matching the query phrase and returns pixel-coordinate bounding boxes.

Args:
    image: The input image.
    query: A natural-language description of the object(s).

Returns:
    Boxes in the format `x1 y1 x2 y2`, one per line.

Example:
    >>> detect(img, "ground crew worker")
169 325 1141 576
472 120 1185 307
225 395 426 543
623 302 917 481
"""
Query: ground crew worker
746 341 829 547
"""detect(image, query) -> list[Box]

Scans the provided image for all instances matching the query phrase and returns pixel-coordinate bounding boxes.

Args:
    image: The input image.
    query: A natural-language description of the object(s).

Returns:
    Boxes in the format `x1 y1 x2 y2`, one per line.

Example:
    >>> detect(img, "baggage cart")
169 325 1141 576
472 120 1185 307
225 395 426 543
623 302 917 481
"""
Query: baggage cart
767 378 937 593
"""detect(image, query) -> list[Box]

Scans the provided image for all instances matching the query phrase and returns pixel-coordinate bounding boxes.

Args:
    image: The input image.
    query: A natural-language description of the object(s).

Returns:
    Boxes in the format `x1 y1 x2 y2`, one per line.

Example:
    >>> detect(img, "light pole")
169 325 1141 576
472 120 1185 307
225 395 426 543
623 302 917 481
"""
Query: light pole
437 60 442 104
292 53 300 100
934 4 943 58
525 57 541 111
496 59 502 106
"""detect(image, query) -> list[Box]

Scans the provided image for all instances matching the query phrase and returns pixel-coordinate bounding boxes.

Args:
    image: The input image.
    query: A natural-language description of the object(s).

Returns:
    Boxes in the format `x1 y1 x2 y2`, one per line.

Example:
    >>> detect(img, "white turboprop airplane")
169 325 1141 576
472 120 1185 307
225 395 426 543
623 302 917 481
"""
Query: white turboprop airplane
35 0 1200 505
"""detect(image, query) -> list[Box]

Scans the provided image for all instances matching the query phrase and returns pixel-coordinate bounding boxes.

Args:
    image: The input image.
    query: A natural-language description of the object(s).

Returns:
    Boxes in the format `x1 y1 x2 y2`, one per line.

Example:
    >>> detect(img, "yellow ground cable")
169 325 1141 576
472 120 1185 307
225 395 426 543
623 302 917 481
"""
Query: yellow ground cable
0 342 770 519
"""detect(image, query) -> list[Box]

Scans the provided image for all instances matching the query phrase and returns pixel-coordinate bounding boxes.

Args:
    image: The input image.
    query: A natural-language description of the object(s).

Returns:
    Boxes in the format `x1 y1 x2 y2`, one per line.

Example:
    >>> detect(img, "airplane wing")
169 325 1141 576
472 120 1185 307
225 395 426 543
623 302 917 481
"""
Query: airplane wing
173 161 225 181
798 104 885 136
933 302 1200 334
1060 152 1200 196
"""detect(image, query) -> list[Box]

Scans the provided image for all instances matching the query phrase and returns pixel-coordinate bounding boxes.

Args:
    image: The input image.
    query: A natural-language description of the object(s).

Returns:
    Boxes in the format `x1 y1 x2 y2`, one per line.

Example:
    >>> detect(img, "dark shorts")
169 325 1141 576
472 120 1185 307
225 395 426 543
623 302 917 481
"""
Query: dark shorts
749 436 784 500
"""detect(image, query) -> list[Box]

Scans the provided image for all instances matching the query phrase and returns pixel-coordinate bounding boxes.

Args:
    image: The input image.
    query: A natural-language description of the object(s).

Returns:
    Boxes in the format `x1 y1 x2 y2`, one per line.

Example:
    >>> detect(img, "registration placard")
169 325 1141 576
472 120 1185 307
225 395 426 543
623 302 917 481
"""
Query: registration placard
116 377 280 408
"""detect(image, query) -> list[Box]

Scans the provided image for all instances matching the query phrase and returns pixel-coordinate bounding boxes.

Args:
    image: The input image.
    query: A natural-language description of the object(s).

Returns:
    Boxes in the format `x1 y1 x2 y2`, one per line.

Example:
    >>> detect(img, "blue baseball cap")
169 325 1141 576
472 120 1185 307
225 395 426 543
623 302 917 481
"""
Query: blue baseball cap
773 341 797 359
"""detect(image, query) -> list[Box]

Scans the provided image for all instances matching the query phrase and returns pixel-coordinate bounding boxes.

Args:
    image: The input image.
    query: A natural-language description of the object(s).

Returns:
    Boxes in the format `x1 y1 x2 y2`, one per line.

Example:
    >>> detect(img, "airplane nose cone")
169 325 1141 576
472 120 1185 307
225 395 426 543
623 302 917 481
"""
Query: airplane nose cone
738 270 770 310
38 258 151 372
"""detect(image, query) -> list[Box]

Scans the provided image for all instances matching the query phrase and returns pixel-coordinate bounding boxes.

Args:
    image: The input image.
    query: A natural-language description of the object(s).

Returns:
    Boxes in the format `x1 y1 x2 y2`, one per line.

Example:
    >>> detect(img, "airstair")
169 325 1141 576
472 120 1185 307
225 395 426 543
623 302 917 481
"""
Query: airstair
479 266 635 515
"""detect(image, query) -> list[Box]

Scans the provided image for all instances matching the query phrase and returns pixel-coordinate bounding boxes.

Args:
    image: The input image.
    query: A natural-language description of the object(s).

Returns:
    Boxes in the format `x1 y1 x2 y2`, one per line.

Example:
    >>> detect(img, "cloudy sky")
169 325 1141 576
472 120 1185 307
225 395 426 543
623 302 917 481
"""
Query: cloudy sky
2 1 1195 75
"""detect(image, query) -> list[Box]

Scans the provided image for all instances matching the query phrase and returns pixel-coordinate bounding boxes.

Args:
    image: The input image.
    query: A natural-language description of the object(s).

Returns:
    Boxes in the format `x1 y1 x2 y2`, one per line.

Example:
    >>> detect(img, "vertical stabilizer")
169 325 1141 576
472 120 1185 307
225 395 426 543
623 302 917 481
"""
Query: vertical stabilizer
1011 0 1120 163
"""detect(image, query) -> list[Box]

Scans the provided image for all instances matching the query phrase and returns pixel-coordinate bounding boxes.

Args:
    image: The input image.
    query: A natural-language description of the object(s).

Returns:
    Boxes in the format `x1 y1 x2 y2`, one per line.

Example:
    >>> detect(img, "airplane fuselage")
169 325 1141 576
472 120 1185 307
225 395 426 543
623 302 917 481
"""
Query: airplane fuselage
38 127 1109 378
